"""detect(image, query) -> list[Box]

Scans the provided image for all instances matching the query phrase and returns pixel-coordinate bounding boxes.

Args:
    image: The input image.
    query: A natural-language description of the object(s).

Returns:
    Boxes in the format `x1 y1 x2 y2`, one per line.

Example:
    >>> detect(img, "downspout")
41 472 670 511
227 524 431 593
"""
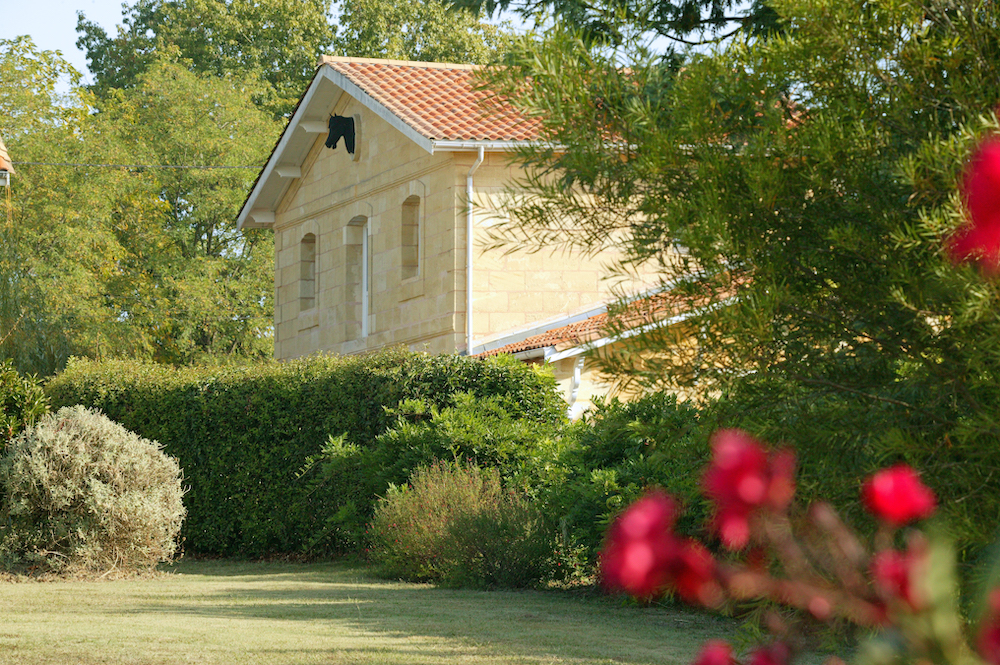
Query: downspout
466 145 485 355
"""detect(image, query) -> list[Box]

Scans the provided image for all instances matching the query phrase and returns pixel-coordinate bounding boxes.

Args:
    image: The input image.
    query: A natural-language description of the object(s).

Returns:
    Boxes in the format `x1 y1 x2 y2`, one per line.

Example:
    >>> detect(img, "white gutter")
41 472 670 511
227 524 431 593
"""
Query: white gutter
466 146 485 355
433 140 536 153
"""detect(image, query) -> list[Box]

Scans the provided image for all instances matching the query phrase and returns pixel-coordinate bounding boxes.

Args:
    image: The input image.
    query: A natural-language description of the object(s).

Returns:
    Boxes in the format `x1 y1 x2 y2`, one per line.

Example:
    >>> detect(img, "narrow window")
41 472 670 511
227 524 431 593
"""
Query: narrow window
401 195 420 280
346 217 370 339
299 233 316 310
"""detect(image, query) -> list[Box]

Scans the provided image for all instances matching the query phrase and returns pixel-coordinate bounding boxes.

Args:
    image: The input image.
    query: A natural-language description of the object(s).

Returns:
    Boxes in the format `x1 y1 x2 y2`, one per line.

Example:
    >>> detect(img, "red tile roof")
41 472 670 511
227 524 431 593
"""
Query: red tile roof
474 290 696 359
319 56 539 142
0 135 13 174
475 281 741 359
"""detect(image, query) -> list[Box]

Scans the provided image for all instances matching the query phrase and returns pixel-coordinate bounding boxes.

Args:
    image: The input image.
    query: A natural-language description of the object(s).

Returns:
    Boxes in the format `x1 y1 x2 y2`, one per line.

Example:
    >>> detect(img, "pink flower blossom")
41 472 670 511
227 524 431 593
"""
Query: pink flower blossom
600 490 680 599
749 642 791 665
671 540 722 607
703 429 796 549
870 547 924 610
693 641 737 665
978 589 1000 664
948 138 1000 269
862 464 936 527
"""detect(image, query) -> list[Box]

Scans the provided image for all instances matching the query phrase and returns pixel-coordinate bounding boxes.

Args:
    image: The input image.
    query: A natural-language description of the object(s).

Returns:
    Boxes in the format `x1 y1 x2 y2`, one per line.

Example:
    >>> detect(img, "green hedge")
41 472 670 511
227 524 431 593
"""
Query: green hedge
45 349 565 557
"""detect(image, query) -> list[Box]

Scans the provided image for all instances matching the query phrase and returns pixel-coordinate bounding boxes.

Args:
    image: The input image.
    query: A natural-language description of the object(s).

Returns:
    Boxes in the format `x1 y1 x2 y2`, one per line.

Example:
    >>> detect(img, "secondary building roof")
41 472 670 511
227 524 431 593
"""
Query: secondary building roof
473 288 715 362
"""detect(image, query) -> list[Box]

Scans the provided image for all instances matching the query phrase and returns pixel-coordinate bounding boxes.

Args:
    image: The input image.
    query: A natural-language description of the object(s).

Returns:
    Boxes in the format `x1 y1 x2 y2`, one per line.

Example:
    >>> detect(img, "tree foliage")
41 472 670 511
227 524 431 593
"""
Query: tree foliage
481 0 1000 545
0 40 278 375
332 0 514 64
77 0 336 117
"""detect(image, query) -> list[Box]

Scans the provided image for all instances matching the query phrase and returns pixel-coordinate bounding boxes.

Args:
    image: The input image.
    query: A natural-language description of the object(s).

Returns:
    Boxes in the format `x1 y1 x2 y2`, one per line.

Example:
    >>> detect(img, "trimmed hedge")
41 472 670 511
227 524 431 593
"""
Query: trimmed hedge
45 349 565 557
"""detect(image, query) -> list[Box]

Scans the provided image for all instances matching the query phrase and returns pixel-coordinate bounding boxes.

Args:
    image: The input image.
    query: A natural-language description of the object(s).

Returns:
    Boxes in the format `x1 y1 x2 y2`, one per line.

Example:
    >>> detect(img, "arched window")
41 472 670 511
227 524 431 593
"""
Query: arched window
299 233 316 310
346 217 370 338
401 195 420 280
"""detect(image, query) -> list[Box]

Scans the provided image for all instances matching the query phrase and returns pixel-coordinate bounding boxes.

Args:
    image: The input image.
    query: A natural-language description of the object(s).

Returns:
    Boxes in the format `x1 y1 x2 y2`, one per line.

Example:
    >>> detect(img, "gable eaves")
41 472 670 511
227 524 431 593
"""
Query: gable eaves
237 63 537 231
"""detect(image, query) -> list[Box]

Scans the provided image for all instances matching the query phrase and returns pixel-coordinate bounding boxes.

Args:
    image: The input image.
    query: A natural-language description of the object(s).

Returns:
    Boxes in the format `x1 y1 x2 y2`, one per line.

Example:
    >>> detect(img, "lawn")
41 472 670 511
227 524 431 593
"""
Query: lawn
0 559 738 665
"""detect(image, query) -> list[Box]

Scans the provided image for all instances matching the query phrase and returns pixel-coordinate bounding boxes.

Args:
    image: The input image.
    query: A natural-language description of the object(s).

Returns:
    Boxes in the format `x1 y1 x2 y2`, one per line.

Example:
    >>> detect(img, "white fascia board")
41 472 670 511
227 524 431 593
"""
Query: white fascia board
432 140 536 153
237 71 331 230
512 347 549 361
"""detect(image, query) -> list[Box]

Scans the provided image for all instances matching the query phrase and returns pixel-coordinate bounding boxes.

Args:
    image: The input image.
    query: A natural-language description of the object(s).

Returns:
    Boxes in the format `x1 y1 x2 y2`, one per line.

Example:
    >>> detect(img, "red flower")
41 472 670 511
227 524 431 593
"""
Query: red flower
600 490 680 599
870 547 924 610
978 589 1000 664
862 464 936 527
703 429 796 549
693 641 736 665
948 137 1000 269
670 540 722 607
749 643 791 665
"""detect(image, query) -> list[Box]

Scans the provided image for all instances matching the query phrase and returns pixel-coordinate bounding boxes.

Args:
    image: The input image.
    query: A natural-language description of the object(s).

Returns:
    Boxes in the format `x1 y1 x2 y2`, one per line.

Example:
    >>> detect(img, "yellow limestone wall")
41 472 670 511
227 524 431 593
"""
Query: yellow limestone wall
272 101 664 363
273 99 465 359
462 151 662 347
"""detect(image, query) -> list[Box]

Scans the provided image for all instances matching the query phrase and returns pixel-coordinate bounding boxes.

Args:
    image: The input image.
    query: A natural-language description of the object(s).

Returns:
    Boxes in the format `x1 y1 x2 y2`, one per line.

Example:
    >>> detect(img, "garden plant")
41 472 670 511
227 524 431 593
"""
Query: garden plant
599 134 1000 665
0 405 186 574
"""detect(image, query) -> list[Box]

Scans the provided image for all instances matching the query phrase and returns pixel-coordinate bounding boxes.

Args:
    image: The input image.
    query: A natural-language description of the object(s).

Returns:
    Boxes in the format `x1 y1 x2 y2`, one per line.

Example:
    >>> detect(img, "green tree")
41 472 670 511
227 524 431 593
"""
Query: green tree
332 0 514 63
0 37 134 375
76 0 335 117
0 40 278 374
482 0 1000 545
81 56 280 365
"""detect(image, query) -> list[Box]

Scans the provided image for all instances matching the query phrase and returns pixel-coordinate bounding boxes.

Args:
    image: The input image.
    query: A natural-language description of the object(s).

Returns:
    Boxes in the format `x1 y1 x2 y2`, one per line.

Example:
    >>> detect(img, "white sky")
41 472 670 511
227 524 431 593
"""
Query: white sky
4 0 126 85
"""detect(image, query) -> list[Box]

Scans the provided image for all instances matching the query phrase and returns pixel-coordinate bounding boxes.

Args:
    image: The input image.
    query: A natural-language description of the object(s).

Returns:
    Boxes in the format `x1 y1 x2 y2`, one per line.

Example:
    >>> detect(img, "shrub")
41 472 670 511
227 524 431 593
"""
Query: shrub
45 349 564 556
0 406 185 574
0 360 48 446
369 462 556 588
541 393 709 564
303 392 563 552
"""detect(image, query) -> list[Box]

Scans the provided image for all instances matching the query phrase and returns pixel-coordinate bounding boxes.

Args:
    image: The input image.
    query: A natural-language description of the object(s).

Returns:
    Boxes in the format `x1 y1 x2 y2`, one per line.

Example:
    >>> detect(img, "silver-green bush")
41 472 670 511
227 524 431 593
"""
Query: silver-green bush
0 406 186 573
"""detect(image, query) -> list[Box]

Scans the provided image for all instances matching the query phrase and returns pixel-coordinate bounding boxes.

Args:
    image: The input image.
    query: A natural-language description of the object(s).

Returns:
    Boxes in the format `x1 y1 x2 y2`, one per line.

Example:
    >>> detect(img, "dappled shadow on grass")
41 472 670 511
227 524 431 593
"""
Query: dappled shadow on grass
137 560 736 665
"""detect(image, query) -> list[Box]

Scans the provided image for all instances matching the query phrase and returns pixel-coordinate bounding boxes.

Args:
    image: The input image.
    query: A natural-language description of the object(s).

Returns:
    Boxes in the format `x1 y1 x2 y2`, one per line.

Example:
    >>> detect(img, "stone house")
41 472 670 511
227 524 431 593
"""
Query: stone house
237 56 686 414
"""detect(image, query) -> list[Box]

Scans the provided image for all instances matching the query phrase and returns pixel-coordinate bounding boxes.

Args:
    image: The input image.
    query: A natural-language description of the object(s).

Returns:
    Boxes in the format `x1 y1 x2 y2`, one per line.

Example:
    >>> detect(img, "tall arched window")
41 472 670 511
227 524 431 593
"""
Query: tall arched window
346 217 369 338
401 195 420 280
299 233 316 310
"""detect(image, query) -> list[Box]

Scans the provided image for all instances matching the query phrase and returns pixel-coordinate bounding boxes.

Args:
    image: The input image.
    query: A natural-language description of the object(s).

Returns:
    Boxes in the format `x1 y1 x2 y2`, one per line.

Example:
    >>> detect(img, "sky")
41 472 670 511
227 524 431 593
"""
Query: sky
4 0 128 85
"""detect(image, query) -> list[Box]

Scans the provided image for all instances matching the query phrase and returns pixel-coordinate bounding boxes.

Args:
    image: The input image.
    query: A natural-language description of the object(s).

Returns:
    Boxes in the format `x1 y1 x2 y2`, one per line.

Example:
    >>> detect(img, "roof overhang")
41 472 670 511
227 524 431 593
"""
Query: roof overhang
237 64 536 230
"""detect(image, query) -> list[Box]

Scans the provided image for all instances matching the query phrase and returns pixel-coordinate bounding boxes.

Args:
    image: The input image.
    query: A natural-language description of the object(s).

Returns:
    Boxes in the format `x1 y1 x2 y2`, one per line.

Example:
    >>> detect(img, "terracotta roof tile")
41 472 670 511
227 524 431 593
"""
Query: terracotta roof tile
0 135 13 174
475 291 689 359
475 281 741 359
319 56 539 142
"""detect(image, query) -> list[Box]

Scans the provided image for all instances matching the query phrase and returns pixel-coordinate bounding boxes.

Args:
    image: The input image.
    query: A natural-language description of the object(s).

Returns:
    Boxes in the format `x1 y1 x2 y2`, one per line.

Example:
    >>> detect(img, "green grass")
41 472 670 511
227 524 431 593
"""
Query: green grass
0 559 738 664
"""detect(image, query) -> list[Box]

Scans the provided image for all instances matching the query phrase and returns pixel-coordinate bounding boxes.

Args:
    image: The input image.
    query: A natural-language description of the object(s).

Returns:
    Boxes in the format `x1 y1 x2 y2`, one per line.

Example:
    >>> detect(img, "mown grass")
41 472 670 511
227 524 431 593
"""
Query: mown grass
0 559 738 665
0 561 732 665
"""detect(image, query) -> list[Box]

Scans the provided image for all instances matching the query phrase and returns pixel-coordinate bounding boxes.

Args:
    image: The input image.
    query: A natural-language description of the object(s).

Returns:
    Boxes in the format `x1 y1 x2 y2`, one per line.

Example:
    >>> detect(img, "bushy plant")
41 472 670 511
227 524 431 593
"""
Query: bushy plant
0 406 185 574
0 360 48 446
369 462 556 588
302 392 563 553
542 393 708 564
45 349 564 556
